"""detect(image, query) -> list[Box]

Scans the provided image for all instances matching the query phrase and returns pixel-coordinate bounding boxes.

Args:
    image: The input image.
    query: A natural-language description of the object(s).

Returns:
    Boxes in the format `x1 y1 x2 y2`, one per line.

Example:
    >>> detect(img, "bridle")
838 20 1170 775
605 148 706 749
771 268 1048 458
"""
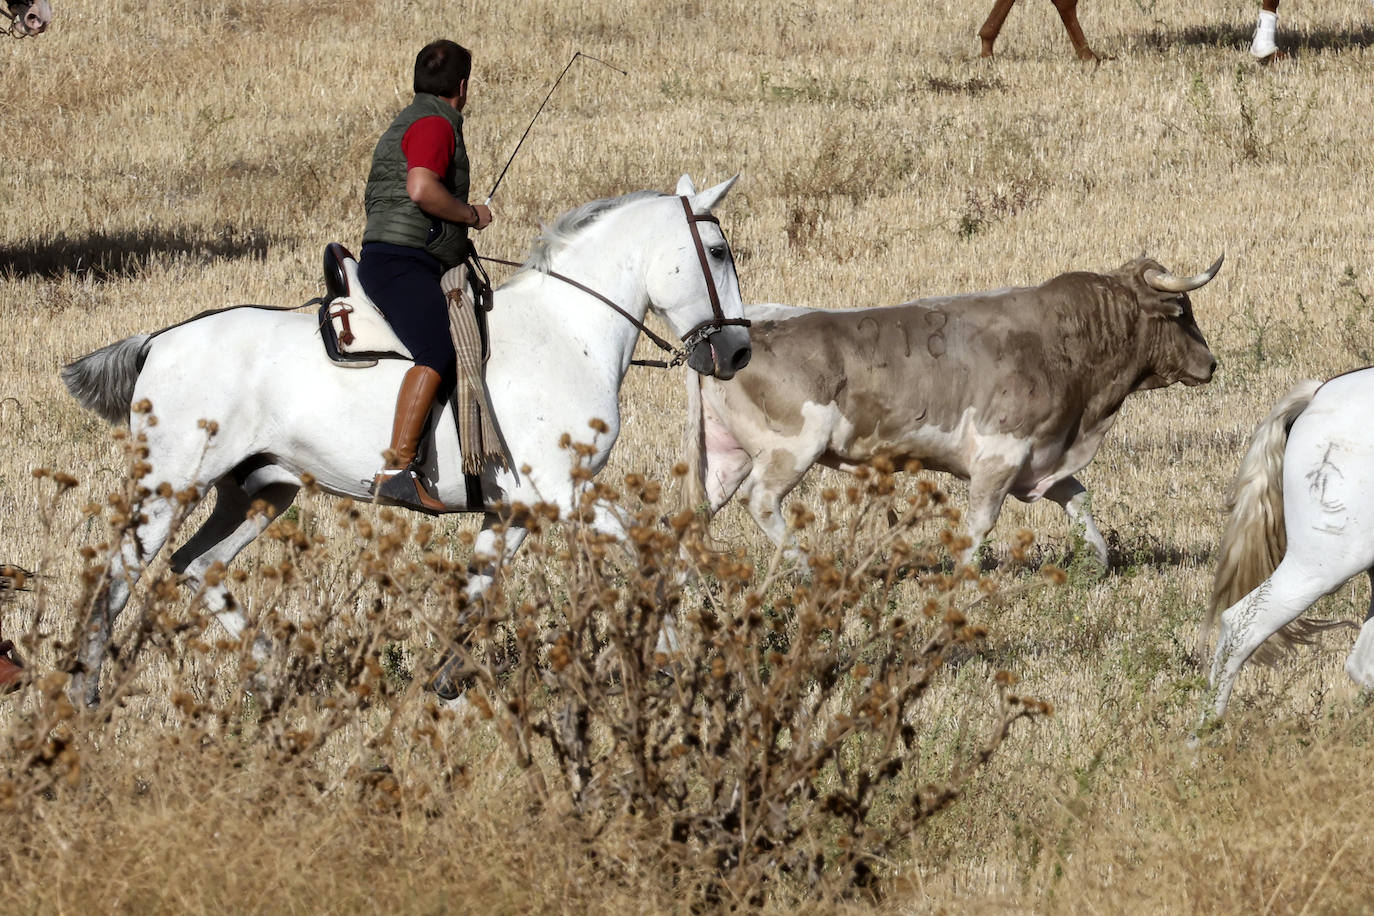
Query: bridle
3 0 41 38
479 195 750 369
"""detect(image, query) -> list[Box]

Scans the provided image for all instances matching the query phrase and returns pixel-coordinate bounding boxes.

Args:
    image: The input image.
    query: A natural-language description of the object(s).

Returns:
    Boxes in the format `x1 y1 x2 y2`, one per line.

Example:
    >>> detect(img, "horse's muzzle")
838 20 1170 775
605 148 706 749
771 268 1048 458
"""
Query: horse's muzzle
688 326 751 380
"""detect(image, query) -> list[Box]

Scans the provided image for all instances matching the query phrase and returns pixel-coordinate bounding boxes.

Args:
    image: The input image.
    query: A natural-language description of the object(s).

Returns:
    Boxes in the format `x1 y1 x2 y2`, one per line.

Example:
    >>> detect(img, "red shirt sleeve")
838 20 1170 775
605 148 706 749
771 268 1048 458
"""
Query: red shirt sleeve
401 116 456 175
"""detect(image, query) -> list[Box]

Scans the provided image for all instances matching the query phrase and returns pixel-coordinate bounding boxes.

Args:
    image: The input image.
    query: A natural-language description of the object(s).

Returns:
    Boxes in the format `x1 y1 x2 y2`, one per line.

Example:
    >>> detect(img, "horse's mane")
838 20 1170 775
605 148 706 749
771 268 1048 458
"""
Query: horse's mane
521 190 667 273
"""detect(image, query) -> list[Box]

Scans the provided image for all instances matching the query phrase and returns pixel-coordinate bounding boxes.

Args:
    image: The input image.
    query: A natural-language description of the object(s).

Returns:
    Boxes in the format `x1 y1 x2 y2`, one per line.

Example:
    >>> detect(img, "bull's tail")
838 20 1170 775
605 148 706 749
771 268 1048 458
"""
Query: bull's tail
680 369 720 551
60 335 152 426
1200 378 1339 664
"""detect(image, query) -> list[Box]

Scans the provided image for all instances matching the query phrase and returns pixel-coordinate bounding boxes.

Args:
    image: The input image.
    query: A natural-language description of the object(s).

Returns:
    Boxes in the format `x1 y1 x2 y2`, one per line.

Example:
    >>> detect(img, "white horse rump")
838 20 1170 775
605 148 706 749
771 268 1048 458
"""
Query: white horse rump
60 175 751 706
1202 368 1374 720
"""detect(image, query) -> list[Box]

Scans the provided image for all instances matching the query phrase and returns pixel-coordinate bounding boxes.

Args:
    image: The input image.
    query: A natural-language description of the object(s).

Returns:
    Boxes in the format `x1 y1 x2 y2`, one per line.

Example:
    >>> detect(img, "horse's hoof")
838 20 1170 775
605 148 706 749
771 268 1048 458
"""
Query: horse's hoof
1255 49 1290 65
429 653 471 701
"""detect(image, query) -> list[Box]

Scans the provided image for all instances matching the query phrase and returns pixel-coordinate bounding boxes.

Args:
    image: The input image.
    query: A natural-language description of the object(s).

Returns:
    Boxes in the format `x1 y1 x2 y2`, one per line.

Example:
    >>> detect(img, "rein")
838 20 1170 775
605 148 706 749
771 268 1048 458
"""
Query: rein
3 0 38 38
479 195 748 369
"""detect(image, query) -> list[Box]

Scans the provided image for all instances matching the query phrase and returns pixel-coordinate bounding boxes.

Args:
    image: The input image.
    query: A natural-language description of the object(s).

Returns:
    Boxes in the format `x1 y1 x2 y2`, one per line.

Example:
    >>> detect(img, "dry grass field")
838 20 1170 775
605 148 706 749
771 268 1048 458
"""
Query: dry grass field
4 0 1374 911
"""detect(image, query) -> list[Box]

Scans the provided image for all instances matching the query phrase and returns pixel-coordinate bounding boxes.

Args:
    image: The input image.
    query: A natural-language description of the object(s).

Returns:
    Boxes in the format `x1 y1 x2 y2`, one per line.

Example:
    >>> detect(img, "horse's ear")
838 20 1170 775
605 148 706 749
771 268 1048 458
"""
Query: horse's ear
675 174 698 197
690 174 739 213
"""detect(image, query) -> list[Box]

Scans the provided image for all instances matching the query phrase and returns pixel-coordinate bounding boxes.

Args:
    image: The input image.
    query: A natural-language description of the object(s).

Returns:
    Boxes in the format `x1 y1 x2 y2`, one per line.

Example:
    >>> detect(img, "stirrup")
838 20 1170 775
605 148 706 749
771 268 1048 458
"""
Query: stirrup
374 467 448 515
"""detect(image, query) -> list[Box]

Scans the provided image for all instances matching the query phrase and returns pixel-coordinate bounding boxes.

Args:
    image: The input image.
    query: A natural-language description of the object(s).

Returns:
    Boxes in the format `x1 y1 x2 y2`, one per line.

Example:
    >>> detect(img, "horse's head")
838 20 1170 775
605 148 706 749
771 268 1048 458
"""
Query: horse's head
6 0 51 37
646 175 752 380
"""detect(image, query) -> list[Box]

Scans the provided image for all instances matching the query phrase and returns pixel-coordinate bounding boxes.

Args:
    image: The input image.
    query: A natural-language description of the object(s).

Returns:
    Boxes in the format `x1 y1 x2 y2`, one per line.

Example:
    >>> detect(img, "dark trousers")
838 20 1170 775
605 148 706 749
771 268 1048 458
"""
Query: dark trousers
357 241 456 382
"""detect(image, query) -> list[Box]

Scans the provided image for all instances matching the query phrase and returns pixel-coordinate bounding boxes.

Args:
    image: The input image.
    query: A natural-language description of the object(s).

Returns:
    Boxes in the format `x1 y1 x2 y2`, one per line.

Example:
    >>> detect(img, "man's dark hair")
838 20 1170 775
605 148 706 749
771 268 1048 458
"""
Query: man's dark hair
414 40 472 97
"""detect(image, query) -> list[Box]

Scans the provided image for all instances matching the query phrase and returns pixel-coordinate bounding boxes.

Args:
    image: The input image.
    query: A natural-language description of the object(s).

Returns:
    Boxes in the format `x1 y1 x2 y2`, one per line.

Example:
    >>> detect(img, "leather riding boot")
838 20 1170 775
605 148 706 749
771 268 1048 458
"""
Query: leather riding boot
373 365 448 514
0 639 24 694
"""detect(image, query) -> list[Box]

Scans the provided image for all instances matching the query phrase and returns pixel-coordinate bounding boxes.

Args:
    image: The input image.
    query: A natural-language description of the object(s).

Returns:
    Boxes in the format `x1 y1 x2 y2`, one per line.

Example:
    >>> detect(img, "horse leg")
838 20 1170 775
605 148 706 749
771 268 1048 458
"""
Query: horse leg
462 511 531 602
1252 0 1282 60
1209 554 1364 718
1050 0 1100 61
1343 570 1374 689
978 0 1020 57
73 495 181 707
1041 476 1109 567
169 477 300 645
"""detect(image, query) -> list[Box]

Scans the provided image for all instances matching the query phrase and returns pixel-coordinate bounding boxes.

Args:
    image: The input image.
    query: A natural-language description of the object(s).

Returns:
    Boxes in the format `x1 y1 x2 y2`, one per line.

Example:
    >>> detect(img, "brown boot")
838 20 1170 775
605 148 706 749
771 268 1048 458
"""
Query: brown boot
373 365 449 514
0 639 24 695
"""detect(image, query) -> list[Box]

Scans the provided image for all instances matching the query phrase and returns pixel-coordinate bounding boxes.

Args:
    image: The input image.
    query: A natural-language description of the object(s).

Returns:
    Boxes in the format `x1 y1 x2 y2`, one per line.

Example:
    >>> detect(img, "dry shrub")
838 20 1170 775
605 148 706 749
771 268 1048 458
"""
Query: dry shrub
0 433 1047 910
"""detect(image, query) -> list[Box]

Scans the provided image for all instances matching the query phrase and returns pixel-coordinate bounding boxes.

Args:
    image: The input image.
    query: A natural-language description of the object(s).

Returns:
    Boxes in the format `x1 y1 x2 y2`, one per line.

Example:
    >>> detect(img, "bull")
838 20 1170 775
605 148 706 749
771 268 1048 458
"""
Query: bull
682 255 1223 566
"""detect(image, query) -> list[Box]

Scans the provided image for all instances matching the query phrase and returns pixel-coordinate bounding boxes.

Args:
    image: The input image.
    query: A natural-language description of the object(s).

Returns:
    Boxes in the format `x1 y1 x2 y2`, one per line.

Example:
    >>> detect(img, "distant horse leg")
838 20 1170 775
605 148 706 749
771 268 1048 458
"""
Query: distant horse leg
170 477 300 644
74 495 182 707
978 0 1020 57
1051 0 1101 61
1252 0 1282 60
1041 476 1109 566
1343 570 1374 689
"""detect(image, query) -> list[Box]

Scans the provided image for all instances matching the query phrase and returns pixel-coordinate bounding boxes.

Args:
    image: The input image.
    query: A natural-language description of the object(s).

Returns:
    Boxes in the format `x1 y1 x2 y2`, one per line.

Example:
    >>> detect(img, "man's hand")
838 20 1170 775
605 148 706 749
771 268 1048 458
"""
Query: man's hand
407 167 494 231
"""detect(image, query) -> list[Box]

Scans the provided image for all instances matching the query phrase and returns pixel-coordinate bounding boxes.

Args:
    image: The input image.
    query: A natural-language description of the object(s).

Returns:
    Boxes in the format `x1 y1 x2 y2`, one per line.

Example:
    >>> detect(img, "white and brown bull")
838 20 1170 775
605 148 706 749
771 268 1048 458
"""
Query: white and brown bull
5 0 51 37
683 255 1223 566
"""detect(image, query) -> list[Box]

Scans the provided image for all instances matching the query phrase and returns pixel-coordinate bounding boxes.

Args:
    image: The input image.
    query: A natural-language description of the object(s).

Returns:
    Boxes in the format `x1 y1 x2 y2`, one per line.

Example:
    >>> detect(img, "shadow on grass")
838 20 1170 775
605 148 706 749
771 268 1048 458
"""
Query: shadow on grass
1136 22 1374 55
0 227 275 281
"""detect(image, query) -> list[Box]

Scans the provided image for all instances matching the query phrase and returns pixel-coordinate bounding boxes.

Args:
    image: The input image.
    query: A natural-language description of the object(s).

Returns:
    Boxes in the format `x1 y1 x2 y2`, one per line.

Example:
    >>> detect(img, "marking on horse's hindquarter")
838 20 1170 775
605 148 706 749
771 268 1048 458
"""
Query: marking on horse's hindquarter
1306 442 1347 532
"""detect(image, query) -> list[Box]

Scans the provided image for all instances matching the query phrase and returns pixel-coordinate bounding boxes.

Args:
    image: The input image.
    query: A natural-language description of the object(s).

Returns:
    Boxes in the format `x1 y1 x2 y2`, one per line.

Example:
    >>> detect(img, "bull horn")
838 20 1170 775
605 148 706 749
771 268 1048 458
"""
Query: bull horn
1144 254 1224 294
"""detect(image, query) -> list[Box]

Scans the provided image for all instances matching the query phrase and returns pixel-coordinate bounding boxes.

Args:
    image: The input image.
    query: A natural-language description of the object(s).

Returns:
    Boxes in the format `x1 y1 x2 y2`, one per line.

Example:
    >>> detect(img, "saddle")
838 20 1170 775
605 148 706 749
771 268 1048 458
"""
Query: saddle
316 243 493 368
314 243 506 493
317 243 413 368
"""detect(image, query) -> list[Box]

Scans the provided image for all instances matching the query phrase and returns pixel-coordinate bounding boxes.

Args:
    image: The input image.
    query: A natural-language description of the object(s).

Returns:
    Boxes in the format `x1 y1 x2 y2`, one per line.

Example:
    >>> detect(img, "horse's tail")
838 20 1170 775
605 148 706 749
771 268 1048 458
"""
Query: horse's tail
1200 378 1334 664
60 335 153 426
680 369 720 551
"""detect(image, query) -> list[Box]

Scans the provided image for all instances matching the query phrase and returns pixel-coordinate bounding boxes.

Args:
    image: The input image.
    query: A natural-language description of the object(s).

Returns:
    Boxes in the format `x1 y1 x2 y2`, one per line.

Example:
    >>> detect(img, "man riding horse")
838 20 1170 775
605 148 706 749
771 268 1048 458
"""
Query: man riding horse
359 39 494 513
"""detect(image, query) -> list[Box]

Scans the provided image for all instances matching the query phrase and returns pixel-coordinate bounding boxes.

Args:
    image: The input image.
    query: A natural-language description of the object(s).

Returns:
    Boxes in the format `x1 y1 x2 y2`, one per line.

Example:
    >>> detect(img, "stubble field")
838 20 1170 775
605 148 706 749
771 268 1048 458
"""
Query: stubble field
3 0 1374 911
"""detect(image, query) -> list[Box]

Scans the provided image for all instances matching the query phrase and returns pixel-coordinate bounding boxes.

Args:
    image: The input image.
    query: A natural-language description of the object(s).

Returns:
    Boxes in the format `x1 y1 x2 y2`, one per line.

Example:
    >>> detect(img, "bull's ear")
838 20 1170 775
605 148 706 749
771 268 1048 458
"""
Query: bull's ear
1141 291 1185 319
690 174 740 213
675 174 698 196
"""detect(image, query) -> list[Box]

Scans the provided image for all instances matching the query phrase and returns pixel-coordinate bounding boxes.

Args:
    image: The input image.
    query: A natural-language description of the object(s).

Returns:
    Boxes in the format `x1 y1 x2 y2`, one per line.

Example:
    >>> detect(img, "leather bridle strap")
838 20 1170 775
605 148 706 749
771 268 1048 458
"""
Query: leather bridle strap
478 253 683 360
477 194 749 369
676 194 750 346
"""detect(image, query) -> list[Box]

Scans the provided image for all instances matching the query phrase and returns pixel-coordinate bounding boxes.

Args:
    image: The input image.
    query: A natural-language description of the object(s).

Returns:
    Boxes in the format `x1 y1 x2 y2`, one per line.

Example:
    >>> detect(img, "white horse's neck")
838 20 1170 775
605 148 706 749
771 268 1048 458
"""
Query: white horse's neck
523 201 658 374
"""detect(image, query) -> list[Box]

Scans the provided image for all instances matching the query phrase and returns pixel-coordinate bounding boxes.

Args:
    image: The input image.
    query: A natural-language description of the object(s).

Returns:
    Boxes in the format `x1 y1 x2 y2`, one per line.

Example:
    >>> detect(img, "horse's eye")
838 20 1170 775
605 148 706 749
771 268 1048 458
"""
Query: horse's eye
709 245 727 259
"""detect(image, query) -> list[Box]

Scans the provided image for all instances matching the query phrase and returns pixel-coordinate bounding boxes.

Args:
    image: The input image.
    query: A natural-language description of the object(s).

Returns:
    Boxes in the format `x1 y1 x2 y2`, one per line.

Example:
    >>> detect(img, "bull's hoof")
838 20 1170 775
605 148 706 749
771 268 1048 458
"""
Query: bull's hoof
0 641 25 695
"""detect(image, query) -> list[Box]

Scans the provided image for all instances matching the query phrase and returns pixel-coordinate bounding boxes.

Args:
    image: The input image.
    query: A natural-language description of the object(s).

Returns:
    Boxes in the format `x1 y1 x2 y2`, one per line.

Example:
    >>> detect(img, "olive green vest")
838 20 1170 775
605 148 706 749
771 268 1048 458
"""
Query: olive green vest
362 93 471 269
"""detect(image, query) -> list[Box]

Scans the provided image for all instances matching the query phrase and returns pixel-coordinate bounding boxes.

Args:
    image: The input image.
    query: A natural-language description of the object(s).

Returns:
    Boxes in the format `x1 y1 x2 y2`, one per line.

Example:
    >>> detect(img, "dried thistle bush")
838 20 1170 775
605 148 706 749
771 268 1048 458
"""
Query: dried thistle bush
439 448 1051 906
1 433 1048 909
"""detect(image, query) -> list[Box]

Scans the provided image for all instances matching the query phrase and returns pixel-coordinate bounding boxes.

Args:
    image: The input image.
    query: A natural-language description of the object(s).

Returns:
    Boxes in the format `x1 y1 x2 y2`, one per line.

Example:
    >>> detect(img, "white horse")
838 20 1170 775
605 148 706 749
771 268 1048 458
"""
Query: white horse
1200 368 1374 720
60 175 752 707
